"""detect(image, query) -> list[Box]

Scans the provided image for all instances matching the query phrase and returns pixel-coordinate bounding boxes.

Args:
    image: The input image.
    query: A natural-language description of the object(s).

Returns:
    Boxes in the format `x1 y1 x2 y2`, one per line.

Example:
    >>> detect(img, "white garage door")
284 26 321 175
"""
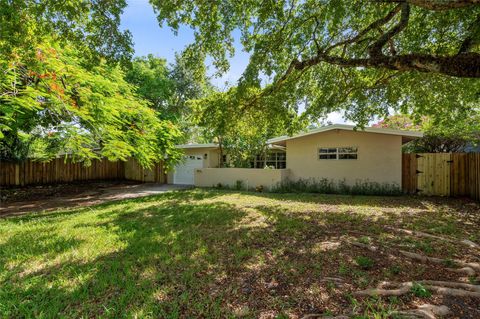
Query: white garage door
173 154 203 185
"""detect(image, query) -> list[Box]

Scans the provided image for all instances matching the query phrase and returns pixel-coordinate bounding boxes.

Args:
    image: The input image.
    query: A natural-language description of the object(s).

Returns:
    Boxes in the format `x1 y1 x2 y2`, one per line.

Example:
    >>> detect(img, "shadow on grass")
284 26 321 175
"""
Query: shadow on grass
0 189 478 317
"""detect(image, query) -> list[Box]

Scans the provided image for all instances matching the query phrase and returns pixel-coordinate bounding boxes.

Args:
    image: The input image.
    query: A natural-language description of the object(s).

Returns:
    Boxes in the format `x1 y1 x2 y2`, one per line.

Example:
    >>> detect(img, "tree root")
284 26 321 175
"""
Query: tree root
389 228 479 249
301 315 348 319
302 304 450 319
353 282 412 297
349 241 378 252
353 281 480 298
399 250 480 273
394 304 450 319
419 280 480 292
447 266 477 276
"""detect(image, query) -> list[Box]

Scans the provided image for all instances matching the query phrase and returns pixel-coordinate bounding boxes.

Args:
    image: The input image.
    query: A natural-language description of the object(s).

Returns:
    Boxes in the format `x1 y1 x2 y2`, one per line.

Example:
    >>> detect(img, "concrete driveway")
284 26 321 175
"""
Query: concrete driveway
0 182 192 218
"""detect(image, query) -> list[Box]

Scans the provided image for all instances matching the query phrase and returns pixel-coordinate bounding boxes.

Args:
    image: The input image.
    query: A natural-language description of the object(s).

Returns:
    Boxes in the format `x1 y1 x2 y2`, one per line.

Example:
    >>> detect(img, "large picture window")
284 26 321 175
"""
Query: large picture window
250 151 286 168
318 147 357 160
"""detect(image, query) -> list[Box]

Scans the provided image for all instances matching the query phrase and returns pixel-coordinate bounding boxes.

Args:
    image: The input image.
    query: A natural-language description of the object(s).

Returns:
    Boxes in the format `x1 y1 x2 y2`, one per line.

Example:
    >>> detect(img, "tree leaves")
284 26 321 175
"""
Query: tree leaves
0 42 182 168
151 0 480 127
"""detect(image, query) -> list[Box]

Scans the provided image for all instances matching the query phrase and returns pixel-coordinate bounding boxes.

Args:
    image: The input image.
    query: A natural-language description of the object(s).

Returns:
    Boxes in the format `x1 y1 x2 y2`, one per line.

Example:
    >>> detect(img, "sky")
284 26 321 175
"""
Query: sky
120 0 350 124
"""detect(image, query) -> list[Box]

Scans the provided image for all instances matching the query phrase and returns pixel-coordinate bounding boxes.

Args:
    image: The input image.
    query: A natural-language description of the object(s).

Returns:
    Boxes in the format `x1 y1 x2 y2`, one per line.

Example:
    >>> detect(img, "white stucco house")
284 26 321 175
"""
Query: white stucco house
168 124 423 189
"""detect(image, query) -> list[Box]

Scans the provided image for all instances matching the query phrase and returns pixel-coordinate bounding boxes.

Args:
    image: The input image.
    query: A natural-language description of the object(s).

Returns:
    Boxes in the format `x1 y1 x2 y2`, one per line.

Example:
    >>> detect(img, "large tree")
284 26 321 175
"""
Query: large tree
191 87 296 167
373 112 480 152
125 54 210 142
0 41 182 168
0 0 133 64
151 0 480 126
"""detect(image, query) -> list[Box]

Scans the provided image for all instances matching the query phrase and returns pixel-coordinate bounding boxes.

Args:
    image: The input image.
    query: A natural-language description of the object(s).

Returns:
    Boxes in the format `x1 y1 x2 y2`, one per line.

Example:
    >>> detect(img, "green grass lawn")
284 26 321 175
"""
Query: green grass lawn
0 190 479 318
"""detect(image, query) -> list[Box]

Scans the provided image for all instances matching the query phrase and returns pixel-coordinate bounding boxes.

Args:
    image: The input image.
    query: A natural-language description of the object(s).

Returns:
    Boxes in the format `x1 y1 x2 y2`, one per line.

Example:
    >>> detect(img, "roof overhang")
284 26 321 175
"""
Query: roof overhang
176 143 219 149
267 124 423 146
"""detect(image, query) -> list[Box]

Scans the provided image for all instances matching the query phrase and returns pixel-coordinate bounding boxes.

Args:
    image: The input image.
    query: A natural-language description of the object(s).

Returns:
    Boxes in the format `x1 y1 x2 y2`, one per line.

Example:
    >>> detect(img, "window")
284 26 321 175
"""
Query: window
250 151 286 169
318 147 357 160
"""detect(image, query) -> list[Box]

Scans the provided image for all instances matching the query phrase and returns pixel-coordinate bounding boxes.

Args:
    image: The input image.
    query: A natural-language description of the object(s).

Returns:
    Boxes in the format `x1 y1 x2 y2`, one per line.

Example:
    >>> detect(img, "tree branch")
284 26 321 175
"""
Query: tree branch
458 14 480 54
369 3 410 57
372 0 480 11
287 51 480 78
324 4 402 55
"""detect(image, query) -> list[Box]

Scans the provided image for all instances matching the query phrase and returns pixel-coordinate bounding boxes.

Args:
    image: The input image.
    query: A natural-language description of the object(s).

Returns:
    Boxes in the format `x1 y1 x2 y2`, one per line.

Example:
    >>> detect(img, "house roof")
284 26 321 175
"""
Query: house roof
267 124 423 145
176 143 218 149
176 143 286 151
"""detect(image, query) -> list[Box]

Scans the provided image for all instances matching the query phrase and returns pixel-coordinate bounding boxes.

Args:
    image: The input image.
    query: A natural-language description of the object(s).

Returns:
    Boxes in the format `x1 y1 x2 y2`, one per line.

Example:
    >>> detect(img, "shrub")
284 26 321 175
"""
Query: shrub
410 282 431 298
235 180 244 190
355 256 375 270
255 185 264 192
271 178 401 196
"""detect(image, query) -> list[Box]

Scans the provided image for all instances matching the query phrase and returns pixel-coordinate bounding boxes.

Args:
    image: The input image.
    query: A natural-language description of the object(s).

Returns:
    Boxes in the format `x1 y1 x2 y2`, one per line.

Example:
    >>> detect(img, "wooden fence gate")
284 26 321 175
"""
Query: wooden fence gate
417 153 451 196
403 153 480 201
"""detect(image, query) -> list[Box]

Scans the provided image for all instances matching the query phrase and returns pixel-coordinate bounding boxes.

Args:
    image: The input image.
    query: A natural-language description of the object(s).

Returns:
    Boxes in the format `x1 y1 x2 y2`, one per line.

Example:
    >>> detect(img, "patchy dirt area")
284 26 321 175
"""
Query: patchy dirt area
0 181 190 217
0 190 479 318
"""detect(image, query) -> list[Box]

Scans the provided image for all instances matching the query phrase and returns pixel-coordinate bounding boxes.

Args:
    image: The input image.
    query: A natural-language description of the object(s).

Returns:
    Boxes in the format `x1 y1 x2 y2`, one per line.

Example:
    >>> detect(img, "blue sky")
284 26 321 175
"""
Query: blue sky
120 0 349 124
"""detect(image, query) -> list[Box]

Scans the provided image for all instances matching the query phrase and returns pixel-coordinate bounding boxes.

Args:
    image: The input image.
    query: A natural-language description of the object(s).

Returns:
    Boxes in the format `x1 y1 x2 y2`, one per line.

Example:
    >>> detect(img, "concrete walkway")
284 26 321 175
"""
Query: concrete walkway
0 183 192 217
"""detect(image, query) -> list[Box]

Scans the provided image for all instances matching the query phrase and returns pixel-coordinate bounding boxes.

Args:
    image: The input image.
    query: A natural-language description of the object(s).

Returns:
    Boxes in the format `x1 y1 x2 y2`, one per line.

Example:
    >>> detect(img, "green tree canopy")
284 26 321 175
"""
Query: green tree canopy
125 54 210 142
191 87 296 167
125 55 174 114
373 112 480 152
1 0 133 65
0 41 182 168
151 0 480 126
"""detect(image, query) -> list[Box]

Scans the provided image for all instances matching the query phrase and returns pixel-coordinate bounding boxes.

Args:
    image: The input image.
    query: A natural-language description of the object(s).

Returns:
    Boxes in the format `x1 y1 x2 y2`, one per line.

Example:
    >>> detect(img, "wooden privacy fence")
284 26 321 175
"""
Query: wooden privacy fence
0 157 166 187
402 153 480 201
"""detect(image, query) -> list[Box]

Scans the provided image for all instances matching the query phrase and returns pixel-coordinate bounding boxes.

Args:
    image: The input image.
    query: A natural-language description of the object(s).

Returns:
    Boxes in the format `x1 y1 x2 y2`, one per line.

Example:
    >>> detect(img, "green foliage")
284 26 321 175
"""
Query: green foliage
373 113 480 153
0 0 133 65
235 180 244 190
355 256 375 270
0 41 182 169
125 55 174 114
410 282 432 298
190 87 296 167
150 0 480 127
125 54 209 128
272 178 402 196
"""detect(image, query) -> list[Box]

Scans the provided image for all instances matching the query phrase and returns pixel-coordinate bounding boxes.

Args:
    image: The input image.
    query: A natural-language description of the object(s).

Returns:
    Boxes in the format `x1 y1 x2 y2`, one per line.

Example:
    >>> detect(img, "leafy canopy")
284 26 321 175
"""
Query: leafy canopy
151 0 480 126
0 0 133 65
125 54 211 143
190 87 296 166
0 41 182 168
373 112 480 152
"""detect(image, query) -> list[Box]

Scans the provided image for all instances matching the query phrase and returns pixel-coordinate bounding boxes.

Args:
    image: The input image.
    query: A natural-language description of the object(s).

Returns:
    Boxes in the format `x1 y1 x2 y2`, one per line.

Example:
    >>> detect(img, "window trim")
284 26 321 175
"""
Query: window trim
318 147 358 160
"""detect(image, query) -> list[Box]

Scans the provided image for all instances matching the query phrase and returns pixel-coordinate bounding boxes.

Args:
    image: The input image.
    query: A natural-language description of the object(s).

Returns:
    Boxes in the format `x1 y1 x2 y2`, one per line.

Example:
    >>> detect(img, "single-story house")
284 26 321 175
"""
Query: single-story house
168 124 423 189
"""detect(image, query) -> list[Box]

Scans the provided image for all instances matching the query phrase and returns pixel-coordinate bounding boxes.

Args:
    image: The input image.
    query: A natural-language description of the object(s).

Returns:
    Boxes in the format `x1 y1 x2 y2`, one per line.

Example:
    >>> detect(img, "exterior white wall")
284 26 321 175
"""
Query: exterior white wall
285 129 402 185
194 168 290 190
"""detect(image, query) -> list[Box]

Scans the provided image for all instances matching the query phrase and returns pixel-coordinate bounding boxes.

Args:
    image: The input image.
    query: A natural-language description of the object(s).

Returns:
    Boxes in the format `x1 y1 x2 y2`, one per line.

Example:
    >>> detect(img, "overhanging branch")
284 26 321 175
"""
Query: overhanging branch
372 0 480 11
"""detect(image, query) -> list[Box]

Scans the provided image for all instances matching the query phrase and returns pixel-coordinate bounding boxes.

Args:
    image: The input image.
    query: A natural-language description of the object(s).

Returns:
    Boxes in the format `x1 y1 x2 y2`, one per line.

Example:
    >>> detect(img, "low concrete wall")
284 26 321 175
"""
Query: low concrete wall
195 168 289 190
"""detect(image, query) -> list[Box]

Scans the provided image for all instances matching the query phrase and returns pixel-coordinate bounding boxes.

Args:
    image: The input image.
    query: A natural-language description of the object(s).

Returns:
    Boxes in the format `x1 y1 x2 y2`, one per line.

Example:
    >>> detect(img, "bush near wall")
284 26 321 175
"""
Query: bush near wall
271 178 402 196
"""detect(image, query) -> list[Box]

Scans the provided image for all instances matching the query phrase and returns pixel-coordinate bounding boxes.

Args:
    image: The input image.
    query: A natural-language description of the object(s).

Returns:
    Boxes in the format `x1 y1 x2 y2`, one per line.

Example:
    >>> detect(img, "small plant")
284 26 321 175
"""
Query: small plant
410 282 431 298
326 280 336 292
358 236 371 245
255 185 264 192
468 275 478 284
216 182 223 189
355 256 375 270
388 265 401 275
271 178 402 195
339 263 350 276
442 258 456 268
415 240 434 254
235 180 244 190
